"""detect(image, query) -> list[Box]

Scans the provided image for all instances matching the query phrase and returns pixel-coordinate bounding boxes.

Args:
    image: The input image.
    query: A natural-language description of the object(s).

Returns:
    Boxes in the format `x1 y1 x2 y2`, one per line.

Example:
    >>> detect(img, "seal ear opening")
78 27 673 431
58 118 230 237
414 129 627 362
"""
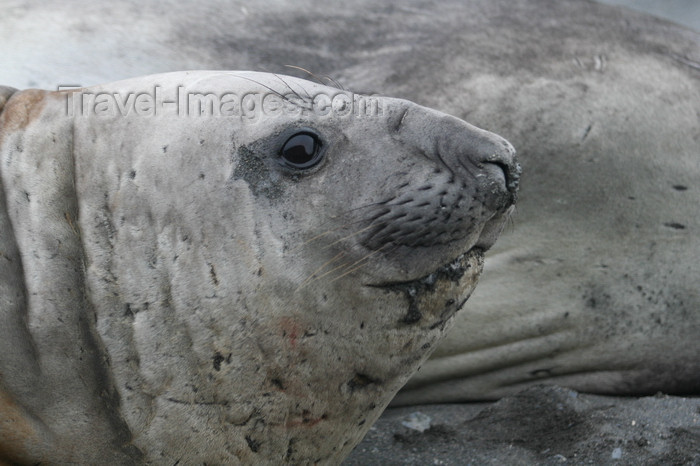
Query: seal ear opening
0 86 19 115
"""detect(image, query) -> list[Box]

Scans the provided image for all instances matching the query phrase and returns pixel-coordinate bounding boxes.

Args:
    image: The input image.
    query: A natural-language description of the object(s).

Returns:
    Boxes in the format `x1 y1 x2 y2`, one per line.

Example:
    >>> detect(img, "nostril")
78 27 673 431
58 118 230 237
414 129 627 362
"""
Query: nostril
474 135 519 196
483 160 520 196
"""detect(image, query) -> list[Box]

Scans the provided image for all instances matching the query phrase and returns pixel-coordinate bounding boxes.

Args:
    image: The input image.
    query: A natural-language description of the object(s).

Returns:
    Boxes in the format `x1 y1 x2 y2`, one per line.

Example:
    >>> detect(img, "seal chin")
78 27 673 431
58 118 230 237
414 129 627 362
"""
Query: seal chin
364 247 485 327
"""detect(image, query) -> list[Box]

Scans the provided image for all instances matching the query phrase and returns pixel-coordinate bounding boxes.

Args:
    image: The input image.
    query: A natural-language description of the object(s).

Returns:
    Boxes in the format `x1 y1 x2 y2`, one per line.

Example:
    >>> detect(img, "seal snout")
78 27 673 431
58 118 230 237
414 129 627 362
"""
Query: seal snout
445 124 520 212
474 137 520 205
394 103 519 210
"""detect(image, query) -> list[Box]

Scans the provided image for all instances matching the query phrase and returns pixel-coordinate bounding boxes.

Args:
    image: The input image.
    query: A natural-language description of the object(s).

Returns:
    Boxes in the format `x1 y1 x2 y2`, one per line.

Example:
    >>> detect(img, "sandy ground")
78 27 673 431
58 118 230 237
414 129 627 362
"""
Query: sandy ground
345 386 700 465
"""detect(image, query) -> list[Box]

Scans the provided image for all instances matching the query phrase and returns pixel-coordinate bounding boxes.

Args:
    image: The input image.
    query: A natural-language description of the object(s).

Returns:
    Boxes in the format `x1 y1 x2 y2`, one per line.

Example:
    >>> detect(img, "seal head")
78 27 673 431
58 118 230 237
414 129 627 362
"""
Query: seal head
0 71 517 463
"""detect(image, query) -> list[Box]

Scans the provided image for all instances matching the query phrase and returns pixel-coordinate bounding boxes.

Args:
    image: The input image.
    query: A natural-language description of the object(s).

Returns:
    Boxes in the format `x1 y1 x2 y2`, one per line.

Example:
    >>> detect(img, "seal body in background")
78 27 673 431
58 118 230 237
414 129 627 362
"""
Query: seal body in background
0 72 517 463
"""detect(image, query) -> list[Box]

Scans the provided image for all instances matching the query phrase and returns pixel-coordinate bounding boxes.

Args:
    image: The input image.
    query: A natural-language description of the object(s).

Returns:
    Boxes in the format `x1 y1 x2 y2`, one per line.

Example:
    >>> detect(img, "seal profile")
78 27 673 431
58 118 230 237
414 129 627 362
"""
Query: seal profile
0 71 517 463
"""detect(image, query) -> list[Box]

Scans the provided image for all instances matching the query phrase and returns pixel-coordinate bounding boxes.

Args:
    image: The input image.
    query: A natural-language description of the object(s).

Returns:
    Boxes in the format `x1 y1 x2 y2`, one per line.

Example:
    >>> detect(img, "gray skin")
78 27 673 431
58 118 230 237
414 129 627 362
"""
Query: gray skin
1 0 698 408
0 72 517 463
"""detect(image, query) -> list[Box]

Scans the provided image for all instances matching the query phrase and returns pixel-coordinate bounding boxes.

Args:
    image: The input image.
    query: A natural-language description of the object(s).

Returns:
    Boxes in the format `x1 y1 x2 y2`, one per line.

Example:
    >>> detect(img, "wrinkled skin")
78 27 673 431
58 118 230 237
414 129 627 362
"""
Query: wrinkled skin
0 72 516 463
0 0 698 448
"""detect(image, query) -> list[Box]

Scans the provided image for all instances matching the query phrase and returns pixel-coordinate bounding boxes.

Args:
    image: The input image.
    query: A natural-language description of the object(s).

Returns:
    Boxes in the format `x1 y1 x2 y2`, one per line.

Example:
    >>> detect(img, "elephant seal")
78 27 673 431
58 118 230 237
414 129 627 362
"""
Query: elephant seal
0 71 517 463
1 0 698 418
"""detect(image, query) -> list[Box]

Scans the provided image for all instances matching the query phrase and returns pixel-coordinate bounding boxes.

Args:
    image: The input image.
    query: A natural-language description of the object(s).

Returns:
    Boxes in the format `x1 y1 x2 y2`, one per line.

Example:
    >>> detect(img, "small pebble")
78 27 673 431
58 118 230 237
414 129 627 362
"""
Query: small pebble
401 411 432 432
611 447 622 459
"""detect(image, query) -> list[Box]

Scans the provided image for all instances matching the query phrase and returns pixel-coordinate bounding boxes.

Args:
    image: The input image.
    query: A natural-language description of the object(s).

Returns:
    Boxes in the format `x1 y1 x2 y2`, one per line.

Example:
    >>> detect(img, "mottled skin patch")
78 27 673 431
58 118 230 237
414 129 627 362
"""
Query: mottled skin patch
0 389 52 465
0 87 17 111
233 145 285 200
0 89 47 131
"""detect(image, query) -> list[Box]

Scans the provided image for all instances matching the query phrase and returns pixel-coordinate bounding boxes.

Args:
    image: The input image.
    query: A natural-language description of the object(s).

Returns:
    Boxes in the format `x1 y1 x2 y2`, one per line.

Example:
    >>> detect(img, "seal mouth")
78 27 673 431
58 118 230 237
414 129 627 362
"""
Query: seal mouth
365 246 484 289
362 205 511 289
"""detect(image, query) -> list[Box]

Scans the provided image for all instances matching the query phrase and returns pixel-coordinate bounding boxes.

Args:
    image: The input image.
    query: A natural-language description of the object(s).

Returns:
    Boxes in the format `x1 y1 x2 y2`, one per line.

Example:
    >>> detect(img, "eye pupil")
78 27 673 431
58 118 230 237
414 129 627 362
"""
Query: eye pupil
280 132 323 169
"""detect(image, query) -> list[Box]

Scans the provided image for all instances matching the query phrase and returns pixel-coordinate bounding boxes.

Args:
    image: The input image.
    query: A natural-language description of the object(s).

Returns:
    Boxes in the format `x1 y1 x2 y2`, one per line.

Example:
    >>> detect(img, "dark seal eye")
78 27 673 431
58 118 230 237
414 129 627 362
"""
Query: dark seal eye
280 132 323 169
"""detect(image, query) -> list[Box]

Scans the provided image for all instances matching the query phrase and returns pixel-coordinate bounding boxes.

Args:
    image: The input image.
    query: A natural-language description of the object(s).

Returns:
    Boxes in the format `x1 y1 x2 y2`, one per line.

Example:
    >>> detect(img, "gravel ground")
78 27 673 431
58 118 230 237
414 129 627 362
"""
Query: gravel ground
345 386 700 465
